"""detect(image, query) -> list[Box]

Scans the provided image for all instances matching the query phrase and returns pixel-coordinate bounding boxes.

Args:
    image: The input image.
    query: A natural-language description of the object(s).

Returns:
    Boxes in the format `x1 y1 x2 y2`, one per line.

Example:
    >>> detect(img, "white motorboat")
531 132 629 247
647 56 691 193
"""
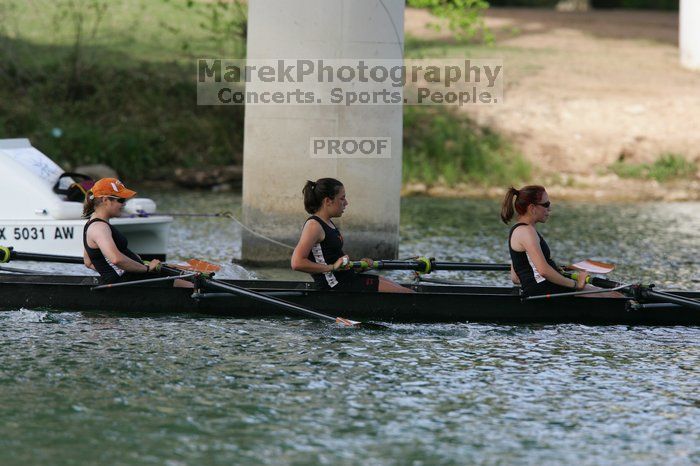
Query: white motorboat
0 138 172 260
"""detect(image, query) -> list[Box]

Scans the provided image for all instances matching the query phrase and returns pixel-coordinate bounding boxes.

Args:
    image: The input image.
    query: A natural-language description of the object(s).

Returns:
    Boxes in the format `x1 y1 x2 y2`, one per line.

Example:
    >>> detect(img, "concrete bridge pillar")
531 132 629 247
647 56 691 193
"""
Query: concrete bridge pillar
680 0 700 70
241 0 405 265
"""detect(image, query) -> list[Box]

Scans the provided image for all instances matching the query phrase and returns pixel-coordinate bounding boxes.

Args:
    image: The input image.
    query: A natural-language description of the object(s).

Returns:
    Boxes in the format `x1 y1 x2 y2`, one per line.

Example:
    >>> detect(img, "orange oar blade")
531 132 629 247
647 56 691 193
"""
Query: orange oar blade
335 317 361 327
165 259 222 273
186 259 221 273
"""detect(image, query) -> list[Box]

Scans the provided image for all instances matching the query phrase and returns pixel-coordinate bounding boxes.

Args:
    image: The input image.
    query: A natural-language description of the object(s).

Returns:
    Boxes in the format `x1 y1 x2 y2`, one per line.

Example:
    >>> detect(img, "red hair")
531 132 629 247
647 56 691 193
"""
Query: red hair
500 185 546 224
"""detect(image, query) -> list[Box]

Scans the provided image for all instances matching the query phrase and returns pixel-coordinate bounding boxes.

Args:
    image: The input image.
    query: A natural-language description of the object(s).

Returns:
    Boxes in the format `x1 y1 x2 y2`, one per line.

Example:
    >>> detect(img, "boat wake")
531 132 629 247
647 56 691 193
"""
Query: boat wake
1 308 64 323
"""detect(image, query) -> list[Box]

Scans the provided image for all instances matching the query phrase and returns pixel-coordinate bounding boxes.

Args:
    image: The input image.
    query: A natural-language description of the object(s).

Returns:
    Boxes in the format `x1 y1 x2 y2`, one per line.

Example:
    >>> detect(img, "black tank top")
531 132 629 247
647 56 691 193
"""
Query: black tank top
508 223 559 294
83 218 142 284
305 216 353 289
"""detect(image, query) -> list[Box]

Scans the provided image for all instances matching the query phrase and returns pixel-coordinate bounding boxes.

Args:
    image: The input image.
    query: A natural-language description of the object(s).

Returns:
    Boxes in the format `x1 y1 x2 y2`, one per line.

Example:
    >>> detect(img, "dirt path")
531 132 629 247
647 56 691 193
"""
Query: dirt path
404 7 700 201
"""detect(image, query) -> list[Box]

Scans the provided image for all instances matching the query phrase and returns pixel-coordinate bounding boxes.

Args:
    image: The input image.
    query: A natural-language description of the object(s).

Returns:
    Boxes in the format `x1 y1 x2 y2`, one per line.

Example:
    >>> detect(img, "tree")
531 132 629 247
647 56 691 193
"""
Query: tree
407 0 492 42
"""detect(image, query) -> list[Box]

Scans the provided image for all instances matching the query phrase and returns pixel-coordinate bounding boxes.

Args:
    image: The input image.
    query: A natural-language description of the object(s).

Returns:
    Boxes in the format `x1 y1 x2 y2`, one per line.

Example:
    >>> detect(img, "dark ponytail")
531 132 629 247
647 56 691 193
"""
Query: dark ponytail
82 193 106 218
500 185 545 224
302 178 343 214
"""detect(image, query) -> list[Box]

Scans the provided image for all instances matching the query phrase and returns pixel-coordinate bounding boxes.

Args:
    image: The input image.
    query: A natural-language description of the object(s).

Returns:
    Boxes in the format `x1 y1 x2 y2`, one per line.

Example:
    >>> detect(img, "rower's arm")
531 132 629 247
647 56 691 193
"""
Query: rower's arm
83 249 95 271
518 228 577 290
510 264 520 284
291 220 347 274
88 222 149 273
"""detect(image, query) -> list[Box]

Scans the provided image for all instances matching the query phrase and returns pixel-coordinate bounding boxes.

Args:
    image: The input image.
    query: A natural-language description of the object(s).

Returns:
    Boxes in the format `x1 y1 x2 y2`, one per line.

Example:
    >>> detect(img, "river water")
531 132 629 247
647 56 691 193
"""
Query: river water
1 191 698 465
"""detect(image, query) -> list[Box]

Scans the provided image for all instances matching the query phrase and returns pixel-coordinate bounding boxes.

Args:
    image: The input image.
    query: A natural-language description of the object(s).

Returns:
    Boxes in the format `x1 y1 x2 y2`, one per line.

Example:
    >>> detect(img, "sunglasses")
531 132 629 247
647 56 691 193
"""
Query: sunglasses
106 196 127 204
536 201 551 208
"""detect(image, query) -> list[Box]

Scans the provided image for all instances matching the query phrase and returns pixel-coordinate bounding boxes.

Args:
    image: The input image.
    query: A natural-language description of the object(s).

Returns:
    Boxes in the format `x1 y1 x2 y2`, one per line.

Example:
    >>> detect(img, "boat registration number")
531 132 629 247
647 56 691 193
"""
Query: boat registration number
0 227 75 241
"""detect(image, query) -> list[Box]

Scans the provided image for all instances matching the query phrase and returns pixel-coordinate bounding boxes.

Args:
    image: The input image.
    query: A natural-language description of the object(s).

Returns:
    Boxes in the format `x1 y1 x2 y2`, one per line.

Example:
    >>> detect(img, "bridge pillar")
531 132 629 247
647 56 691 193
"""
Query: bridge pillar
241 0 405 265
680 0 700 70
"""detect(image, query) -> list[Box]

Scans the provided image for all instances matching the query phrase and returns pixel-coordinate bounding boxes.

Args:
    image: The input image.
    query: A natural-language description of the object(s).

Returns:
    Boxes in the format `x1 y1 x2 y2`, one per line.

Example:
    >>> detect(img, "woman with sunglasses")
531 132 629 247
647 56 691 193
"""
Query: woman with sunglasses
500 185 591 296
82 178 162 284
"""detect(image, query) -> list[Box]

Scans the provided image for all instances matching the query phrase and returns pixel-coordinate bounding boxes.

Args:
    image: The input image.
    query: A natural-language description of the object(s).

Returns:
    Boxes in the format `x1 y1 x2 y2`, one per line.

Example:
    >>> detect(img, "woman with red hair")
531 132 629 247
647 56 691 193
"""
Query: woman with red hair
501 185 590 296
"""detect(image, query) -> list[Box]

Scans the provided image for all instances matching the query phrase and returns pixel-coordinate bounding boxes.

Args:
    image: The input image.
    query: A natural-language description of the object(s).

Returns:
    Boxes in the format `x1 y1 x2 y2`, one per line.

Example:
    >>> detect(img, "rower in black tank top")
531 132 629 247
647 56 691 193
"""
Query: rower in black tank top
83 218 143 284
305 216 378 291
508 223 570 296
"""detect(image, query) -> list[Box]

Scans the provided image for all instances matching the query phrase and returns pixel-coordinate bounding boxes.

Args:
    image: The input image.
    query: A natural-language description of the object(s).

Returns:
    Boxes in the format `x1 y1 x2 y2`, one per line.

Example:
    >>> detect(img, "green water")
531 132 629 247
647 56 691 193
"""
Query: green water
1 192 698 465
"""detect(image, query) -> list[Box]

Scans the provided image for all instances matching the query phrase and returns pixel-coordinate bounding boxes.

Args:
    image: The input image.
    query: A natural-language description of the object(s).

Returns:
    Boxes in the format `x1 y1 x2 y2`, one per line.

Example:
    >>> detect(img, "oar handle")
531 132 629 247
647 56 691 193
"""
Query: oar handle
348 258 510 273
568 271 592 284
567 272 622 289
348 259 434 272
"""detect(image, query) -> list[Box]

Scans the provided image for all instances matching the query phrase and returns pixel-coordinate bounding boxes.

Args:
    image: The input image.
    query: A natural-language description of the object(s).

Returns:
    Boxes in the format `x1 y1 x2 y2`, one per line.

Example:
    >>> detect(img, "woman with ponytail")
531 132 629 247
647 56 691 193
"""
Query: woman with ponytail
501 185 599 296
291 178 412 293
83 178 161 284
82 178 190 288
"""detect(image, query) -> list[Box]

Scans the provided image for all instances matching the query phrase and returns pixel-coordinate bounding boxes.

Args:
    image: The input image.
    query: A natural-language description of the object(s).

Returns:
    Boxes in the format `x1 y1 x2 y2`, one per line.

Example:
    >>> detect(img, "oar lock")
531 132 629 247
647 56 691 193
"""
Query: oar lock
415 256 434 274
352 256 436 274
0 246 13 264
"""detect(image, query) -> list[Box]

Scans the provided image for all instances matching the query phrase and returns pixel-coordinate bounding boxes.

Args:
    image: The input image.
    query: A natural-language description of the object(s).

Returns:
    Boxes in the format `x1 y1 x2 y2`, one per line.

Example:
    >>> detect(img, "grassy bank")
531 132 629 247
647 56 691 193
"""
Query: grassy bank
403 107 531 186
609 154 697 182
0 0 246 178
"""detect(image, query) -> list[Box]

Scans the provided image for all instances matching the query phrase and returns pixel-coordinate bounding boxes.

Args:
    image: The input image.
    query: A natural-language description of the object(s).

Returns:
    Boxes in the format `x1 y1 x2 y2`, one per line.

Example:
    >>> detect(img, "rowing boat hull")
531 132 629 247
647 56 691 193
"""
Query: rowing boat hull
1 274 698 325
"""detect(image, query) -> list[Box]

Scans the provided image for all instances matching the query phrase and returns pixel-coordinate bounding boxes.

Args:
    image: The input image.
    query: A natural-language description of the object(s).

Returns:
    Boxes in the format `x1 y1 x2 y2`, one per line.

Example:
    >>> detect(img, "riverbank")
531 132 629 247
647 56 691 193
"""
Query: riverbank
1 4 697 200
403 175 700 201
405 7 700 192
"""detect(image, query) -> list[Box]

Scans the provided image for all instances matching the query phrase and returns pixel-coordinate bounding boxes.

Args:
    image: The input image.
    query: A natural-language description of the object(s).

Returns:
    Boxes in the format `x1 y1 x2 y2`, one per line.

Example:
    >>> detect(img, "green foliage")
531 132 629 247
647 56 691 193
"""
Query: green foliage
403 107 531 186
610 154 697 182
407 0 492 42
0 0 246 180
167 0 247 57
487 0 557 6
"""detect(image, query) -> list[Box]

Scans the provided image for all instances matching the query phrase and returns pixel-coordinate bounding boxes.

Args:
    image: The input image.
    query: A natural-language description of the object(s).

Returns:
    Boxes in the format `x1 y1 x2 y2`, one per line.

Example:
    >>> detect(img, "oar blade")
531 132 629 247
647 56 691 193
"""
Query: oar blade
568 260 615 274
335 317 360 327
335 317 388 330
167 259 222 274
186 259 221 273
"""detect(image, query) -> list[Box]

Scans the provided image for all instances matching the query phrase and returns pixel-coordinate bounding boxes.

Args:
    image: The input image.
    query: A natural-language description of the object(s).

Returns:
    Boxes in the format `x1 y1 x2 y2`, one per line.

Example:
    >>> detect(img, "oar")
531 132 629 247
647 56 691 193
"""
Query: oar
350 257 616 275
640 287 700 311
0 264 42 274
91 272 198 290
0 247 83 264
132 210 233 219
586 275 700 311
161 263 387 329
349 257 510 273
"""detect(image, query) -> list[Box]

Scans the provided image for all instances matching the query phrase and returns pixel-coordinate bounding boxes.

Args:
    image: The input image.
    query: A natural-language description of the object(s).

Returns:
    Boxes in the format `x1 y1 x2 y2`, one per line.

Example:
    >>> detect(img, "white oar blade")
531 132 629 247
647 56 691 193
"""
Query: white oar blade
569 260 615 274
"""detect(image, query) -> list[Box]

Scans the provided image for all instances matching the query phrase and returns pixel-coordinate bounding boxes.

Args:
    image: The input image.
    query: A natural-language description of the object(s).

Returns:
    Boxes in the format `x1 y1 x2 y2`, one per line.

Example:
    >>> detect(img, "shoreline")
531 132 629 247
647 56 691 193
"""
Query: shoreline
142 174 700 202
402 175 700 202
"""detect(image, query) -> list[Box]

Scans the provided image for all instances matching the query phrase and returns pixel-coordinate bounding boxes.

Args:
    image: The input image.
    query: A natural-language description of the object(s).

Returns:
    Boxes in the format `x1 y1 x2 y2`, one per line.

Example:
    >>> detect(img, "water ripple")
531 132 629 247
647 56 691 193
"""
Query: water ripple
0 193 698 465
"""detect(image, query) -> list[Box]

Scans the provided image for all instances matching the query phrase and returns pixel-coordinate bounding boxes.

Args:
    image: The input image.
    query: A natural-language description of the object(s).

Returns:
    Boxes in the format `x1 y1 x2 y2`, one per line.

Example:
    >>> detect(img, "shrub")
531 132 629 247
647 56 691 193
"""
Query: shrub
610 154 697 182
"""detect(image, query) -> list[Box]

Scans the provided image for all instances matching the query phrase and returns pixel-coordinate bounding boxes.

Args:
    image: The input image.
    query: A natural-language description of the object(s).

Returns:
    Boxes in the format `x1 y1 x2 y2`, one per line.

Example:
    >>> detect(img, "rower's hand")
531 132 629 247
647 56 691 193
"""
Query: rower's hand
360 258 373 269
575 271 589 290
146 259 161 272
332 255 350 271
